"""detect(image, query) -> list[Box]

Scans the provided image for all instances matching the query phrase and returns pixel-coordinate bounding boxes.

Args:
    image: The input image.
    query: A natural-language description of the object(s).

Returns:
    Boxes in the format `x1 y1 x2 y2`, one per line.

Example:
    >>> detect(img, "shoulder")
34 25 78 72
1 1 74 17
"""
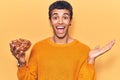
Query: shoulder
74 39 91 59
73 39 91 53
75 39 90 48
32 38 49 49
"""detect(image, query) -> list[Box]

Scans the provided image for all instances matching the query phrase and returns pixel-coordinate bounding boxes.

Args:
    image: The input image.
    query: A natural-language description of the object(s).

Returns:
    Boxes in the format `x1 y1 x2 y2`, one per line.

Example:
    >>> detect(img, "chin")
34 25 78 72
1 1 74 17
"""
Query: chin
56 34 68 39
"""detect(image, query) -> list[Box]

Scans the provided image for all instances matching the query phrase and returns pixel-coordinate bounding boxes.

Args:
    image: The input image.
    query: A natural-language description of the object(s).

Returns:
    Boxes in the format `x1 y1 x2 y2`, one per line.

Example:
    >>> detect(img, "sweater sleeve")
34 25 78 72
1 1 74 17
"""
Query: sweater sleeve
78 60 96 80
17 46 38 80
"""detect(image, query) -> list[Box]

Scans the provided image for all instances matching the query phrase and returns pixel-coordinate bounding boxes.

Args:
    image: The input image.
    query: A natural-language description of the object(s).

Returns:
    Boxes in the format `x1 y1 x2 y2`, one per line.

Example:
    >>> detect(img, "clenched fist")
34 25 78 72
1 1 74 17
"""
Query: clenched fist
9 38 31 66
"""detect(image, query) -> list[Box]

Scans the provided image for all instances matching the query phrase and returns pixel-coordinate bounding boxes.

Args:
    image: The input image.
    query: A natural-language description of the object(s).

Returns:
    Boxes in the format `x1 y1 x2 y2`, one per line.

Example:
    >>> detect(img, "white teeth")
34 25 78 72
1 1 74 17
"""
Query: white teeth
57 26 64 29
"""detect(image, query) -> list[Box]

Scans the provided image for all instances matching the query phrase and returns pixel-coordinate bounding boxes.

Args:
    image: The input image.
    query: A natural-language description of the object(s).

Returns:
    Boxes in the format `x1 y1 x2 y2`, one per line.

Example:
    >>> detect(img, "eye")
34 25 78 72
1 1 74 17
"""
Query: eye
52 16 58 20
63 16 69 20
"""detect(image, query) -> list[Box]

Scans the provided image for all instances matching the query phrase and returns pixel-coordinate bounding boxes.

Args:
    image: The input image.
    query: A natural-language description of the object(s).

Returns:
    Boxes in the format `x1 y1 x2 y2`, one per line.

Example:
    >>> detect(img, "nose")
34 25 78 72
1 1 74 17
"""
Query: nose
58 18 63 24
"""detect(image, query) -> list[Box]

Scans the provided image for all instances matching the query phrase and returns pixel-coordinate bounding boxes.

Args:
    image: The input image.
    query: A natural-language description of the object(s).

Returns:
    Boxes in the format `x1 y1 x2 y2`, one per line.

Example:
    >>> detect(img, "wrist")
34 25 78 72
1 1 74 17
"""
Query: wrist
88 57 95 64
18 61 26 67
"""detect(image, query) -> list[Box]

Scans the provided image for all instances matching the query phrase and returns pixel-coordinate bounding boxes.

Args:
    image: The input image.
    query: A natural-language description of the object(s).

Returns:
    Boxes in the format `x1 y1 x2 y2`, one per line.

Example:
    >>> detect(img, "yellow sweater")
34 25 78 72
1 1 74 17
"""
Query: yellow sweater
17 38 96 80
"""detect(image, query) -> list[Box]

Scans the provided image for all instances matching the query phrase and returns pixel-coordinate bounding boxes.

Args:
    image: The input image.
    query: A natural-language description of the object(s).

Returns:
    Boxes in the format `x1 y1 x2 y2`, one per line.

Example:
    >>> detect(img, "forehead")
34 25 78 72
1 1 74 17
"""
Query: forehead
51 9 70 15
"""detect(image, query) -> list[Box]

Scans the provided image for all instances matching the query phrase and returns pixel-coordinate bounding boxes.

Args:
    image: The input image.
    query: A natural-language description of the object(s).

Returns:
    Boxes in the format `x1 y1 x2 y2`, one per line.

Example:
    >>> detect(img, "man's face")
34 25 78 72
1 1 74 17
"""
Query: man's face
50 9 72 39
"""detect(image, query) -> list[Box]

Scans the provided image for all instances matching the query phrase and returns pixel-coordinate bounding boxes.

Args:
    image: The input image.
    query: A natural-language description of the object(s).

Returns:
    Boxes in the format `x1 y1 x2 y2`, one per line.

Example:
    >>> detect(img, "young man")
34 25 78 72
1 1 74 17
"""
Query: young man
9 1 115 80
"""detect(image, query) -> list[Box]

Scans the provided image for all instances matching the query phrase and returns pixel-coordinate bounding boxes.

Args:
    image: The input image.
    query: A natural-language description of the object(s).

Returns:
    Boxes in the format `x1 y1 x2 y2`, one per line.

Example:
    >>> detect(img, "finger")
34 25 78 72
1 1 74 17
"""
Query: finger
9 42 15 54
19 50 25 55
12 39 21 46
14 47 20 54
15 54 19 59
19 38 27 44
15 53 23 60
9 39 22 53
9 41 13 48
12 47 21 56
106 40 115 49
18 38 23 43
19 43 27 51
12 46 21 55
10 48 14 54
21 42 31 51
16 54 20 60
19 38 25 41
15 51 25 60
94 45 100 49
111 40 115 46
9 42 16 53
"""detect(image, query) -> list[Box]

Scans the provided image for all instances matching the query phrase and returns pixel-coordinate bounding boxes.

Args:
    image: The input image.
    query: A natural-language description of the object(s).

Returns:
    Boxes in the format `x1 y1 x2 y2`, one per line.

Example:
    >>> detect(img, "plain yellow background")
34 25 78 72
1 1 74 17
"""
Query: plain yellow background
0 0 120 80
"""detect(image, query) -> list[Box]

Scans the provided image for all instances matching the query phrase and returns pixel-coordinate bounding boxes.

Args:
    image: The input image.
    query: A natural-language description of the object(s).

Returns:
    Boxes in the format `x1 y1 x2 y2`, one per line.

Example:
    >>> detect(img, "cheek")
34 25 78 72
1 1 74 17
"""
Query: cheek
65 21 71 26
51 20 58 26
63 19 71 25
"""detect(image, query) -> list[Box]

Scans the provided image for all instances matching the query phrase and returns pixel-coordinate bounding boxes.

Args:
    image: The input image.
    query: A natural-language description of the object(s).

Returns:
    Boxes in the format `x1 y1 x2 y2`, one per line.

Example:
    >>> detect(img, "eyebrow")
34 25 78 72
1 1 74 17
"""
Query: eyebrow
52 13 70 16
63 13 70 16
52 13 58 16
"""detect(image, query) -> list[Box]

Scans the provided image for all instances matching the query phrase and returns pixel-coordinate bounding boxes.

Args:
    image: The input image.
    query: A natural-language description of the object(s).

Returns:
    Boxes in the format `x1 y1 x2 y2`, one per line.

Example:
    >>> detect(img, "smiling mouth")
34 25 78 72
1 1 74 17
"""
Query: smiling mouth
56 26 65 33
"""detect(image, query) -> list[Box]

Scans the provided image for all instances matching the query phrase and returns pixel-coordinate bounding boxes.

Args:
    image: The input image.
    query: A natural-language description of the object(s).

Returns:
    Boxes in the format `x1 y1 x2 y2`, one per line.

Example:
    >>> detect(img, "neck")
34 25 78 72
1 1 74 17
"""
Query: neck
51 35 72 44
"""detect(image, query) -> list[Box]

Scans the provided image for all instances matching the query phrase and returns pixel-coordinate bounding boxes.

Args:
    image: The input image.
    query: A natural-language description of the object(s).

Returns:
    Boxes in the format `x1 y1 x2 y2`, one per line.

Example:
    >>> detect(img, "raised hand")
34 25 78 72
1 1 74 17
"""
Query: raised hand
9 38 31 66
88 40 115 64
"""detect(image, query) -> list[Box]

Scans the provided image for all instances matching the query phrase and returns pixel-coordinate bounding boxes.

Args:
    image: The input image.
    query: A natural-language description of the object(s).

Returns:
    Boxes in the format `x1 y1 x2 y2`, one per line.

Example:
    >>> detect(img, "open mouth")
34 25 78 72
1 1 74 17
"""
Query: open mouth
56 26 65 34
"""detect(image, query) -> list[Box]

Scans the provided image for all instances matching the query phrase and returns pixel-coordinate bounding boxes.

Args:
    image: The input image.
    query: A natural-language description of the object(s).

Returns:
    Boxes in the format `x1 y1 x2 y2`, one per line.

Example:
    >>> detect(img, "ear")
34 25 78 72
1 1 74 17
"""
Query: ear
69 19 72 26
49 18 52 26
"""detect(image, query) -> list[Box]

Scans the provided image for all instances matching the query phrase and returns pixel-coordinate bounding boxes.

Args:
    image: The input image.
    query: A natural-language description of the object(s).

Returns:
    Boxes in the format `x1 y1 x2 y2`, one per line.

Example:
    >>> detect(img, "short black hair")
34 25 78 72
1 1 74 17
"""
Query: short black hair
49 0 73 20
